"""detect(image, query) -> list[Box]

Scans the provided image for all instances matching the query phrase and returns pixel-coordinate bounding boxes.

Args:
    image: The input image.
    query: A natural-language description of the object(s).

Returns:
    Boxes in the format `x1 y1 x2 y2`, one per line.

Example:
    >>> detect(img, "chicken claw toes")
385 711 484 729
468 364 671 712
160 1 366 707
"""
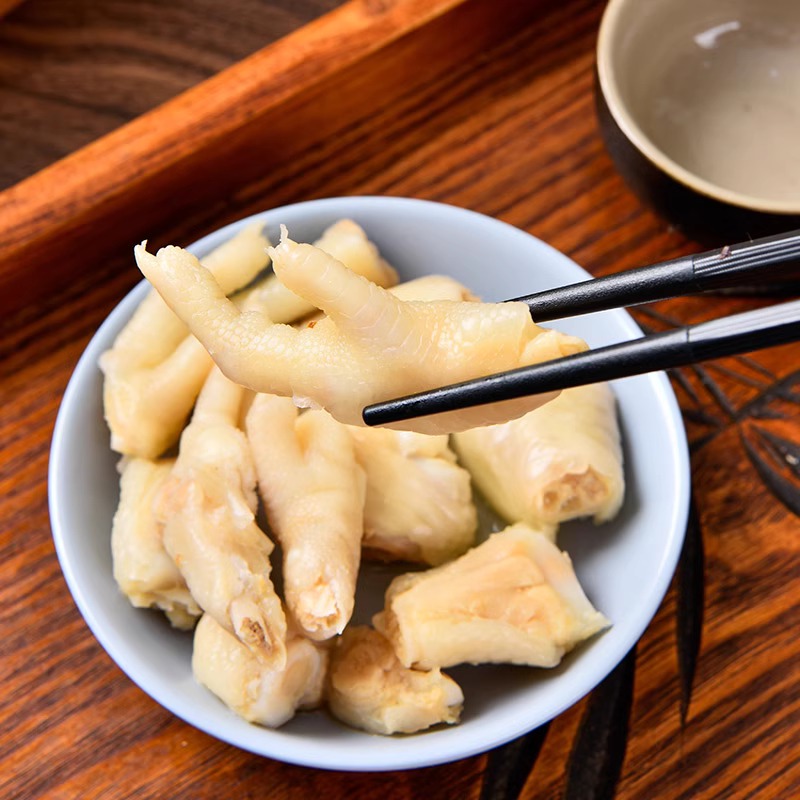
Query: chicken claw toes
136 228 587 433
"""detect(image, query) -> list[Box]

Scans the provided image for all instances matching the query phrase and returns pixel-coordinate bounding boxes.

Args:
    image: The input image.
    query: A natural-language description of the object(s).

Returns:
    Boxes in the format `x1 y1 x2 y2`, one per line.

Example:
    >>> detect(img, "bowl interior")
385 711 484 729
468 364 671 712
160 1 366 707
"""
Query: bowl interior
49 196 690 771
599 0 800 211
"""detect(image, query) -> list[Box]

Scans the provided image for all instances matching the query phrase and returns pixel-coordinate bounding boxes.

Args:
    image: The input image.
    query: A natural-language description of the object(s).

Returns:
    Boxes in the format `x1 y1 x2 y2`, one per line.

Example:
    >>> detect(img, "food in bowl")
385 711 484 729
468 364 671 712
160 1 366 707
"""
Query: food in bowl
103 216 619 736
133 226 587 434
373 523 609 670
452 383 625 535
49 196 689 770
111 456 199 629
327 625 463 736
99 222 272 459
347 420 478 566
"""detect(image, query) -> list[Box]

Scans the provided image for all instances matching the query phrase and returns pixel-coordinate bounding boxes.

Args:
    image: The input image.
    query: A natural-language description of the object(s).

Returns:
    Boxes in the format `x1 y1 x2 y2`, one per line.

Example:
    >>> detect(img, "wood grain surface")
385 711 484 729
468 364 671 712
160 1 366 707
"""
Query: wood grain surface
0 0 552 317
0 0 342 189
1 0 799 798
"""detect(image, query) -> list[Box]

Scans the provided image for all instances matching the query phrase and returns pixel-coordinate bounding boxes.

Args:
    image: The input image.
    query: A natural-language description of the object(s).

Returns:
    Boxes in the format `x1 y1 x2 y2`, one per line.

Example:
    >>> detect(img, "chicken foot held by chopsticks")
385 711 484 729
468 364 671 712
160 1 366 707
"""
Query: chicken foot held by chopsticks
245 393 365 641
157 366 287 667
134 228 588 434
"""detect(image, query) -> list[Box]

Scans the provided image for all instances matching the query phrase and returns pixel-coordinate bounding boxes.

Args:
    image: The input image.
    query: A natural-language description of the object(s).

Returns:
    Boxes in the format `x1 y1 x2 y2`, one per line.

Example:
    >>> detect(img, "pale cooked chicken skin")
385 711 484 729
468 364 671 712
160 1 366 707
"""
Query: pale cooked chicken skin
387 274 478 303
250 219 398 323
134 229 587 434
245 393 365 641
103 220 397 458
374 523 609 669
347 270 479 565
328 626 463 735
156 366 287 668
192 614 328 727
348 426 477 565
101 222 270 458
111 457 201 630
453 384 624 534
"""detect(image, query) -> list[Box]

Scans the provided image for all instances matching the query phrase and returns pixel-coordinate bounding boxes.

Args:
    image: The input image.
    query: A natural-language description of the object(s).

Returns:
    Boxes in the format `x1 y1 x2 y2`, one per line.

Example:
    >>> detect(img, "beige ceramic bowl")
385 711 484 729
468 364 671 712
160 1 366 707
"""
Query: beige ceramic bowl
597 0 800 242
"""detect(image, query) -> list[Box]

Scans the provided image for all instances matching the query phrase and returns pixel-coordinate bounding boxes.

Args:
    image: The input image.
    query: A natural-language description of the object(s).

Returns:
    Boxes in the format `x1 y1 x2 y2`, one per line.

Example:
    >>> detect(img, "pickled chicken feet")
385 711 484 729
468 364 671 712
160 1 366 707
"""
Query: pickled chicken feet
348 426 477 565
374 523 609 669
328 626 463 735
249 219 397 323
134 229 588 434
157 367 287 667
193 614 327 727
350 271 478 564
453 384 624 534
111 457 201 629
388 274 477 303
101 222 270 457
245 393 365 640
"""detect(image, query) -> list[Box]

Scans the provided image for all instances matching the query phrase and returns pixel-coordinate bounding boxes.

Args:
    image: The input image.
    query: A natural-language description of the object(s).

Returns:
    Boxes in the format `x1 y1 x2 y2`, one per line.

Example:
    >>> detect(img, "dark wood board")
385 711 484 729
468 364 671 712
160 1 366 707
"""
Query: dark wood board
1 1 798 798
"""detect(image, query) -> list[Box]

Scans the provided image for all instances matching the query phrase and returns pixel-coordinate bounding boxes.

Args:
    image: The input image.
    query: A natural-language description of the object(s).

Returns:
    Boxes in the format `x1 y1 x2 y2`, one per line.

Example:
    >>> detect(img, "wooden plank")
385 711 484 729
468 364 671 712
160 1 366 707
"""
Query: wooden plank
0 0 25 18
0 0 344 191
4 0 799 797
0 0 547 314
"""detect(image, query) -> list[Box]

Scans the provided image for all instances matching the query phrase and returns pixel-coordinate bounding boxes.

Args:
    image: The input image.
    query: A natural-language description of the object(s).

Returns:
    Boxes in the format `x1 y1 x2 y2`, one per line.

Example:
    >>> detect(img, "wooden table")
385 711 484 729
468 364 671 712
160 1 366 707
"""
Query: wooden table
2 0 798 797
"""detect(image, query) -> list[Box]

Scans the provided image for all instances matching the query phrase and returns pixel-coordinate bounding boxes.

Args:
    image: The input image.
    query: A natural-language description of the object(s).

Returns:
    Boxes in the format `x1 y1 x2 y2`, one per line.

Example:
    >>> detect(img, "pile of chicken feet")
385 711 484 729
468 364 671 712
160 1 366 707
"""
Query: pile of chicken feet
106 220 623 734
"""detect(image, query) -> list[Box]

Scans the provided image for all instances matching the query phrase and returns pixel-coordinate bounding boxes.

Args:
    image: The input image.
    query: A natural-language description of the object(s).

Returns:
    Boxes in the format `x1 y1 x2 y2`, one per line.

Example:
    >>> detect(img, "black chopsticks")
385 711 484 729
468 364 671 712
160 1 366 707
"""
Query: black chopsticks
362 229 800 427
512 228 800 322
362 300 800 425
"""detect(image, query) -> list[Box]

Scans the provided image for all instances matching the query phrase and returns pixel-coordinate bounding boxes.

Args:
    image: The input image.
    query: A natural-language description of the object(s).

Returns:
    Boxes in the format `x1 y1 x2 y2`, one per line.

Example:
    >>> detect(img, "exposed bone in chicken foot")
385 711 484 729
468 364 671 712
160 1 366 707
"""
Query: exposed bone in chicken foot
134 229 588 434
156 366 287 667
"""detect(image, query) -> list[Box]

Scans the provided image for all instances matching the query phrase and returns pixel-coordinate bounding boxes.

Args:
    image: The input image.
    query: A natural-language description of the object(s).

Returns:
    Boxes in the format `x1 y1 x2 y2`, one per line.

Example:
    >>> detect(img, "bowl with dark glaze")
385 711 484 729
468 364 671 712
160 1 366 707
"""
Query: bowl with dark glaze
596 0 800 244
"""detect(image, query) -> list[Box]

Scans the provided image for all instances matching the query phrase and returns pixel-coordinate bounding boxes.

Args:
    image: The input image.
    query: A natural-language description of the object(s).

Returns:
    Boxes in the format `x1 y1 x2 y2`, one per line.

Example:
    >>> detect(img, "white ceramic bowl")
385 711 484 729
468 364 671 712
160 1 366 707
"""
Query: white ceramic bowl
49 197 690 771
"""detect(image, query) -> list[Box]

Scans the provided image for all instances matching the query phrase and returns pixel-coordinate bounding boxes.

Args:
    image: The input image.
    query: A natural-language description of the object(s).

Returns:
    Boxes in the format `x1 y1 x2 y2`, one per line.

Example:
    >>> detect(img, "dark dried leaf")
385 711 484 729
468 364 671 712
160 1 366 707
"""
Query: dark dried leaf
741 426 800 517
562 648 636 800
745 370 800 419
689 361 738 419
718 353 776 381
676 497 705 724
479 723 549 800
704 361 773 390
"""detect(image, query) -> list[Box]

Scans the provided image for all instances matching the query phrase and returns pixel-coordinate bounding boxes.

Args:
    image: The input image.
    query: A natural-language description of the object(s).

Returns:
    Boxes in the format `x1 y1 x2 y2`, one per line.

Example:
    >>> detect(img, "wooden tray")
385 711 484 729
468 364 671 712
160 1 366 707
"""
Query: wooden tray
3 0 799 798
0 0 551 314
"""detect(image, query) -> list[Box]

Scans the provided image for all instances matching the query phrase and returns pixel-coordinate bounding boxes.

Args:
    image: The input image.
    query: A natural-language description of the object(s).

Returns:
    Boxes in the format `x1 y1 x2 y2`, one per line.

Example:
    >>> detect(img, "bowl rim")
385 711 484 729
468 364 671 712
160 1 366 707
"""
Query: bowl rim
48 195 691 771
597 0 800 216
